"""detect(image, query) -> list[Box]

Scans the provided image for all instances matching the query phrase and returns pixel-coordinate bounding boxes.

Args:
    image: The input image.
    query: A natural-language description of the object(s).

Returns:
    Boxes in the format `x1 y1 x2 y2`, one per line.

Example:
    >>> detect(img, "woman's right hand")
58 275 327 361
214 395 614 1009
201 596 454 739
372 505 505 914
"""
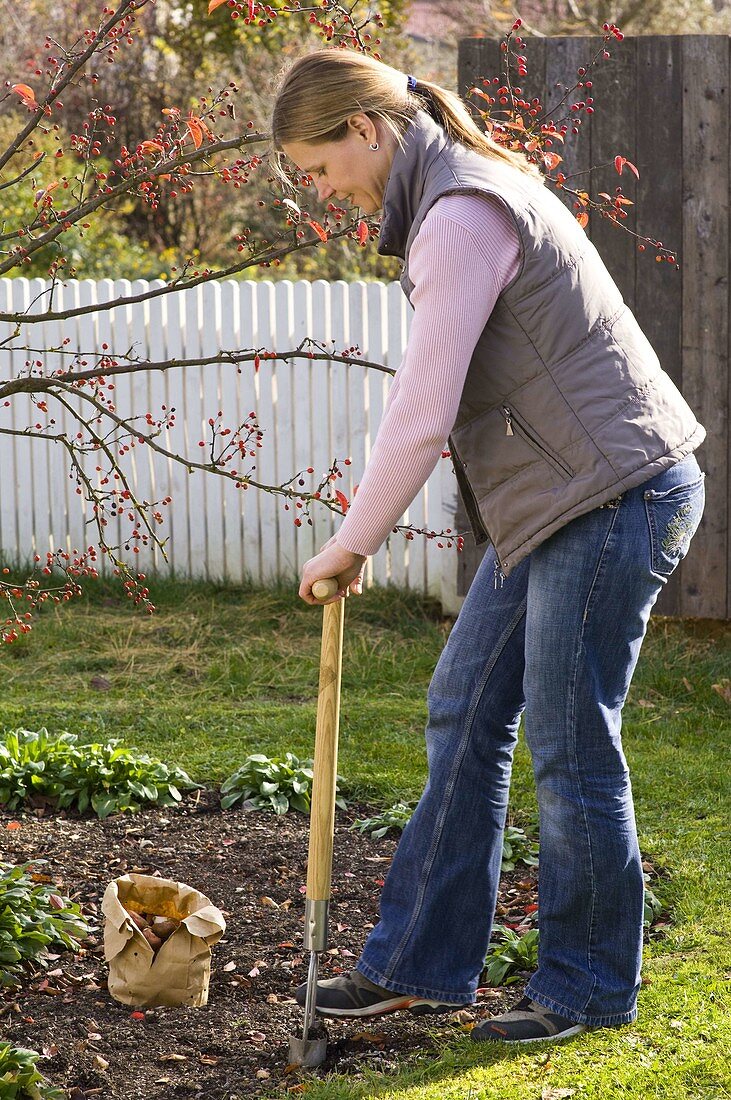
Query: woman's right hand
299 537 366 605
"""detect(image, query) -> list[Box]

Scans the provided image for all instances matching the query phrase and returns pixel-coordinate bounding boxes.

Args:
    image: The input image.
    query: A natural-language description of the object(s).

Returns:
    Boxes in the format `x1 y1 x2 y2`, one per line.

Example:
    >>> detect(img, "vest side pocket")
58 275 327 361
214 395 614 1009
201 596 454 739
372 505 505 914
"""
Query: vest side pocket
500 405 575 481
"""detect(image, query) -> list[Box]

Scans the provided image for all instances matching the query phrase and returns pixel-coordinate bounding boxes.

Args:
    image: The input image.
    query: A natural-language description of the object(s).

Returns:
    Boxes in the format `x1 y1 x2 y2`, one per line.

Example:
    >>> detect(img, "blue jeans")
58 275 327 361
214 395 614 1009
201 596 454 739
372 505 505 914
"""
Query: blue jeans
358 454 705 1027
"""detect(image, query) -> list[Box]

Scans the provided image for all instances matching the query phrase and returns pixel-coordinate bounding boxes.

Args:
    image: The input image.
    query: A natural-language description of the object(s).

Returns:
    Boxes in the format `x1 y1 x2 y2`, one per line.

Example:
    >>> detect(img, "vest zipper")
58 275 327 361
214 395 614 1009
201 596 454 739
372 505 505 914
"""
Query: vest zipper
449 436 508 588
500 406 575 481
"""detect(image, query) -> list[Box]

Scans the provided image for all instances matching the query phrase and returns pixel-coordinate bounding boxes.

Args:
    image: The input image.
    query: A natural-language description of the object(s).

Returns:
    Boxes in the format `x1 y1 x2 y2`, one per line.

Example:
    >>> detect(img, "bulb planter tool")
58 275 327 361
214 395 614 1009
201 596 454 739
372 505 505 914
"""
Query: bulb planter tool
288 576 344 1068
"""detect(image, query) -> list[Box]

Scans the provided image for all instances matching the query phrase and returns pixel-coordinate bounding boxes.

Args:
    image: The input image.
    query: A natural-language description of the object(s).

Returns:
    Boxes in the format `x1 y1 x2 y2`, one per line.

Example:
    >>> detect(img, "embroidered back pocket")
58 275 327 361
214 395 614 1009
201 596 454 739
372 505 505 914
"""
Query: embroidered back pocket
644 473 705 577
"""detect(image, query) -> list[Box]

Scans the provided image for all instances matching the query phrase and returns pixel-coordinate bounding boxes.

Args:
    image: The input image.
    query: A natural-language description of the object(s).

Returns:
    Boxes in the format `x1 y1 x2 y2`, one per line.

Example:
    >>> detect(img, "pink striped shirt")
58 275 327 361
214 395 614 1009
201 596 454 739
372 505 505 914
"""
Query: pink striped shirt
336 192 521 557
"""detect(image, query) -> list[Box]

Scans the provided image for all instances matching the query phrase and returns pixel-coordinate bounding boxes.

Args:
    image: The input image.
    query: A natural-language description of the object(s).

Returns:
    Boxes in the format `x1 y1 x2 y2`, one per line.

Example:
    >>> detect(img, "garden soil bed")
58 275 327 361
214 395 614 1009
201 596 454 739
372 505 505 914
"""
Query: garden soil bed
1 792 541 1099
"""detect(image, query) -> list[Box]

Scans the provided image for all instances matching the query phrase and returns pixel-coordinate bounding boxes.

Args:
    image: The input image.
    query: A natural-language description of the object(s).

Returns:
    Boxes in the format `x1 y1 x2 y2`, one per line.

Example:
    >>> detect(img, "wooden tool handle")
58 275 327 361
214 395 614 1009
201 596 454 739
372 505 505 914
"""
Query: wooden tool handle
312 578 339 601
306 595 345 902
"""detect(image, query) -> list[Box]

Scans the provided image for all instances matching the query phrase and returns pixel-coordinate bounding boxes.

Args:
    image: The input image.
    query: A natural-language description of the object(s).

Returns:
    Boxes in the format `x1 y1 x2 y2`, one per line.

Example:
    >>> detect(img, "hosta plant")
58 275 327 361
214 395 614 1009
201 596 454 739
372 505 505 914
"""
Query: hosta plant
220 752 347 815
0 728 201 818
353 805 540 875
0 1042 66 1099
501 825 540 871
483 926 540 987
0 860 90 988
352 800 417 839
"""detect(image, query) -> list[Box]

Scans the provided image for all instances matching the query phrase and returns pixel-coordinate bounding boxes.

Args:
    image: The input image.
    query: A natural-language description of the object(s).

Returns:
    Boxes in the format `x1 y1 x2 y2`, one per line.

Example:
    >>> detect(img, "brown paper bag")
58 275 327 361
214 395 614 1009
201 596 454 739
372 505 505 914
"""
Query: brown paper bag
102 873 226 1008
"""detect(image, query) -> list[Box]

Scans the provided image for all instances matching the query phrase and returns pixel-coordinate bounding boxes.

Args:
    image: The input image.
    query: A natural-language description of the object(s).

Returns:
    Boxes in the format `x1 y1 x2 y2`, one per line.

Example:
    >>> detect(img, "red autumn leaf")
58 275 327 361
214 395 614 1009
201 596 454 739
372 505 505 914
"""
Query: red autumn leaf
187 119 204 150
6 820 22 830
139 140 164 156
614 155 640 179
308 219 328 243
335 489 349 514
577 212 589 229
208 0 229 12
357 220 369 246
542 151 563 171
12 83 38 110
48 894 65 910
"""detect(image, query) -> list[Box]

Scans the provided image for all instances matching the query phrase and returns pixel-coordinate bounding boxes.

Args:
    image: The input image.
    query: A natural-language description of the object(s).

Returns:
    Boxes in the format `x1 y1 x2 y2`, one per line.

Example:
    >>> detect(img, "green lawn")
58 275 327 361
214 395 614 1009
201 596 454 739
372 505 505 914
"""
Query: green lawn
1 577 730 1099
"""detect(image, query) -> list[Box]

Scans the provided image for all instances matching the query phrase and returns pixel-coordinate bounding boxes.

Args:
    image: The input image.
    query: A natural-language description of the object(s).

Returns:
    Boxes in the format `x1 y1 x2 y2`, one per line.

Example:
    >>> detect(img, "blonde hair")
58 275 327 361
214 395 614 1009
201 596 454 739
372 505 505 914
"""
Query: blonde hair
271 49 542 183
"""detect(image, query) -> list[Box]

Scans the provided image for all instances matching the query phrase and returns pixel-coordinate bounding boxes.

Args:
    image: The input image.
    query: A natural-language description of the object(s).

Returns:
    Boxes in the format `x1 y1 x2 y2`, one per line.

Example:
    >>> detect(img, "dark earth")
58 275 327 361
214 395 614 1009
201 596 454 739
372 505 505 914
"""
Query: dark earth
1 791 532 1098
0 790 613 1099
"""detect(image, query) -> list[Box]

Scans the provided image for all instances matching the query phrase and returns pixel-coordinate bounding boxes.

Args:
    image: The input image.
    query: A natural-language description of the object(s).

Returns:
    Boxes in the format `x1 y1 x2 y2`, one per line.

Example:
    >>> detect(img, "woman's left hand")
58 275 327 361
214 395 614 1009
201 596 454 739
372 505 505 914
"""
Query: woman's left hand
299 539 366 605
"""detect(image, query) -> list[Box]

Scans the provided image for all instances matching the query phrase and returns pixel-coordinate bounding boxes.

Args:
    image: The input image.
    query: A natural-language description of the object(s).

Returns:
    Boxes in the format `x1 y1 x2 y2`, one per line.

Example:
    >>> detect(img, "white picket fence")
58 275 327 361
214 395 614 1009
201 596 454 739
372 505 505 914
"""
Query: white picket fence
0 278 463 610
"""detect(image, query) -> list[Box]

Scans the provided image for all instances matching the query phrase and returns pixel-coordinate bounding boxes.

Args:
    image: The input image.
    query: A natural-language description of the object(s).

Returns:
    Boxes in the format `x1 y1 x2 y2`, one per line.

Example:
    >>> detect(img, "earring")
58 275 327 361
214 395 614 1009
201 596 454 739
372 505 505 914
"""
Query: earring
369 142 379 151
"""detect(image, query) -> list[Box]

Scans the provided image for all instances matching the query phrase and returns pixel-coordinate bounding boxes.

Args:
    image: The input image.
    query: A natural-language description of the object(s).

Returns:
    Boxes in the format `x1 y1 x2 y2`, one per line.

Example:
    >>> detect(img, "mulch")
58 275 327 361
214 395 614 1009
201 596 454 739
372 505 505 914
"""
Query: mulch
1 792 575 1098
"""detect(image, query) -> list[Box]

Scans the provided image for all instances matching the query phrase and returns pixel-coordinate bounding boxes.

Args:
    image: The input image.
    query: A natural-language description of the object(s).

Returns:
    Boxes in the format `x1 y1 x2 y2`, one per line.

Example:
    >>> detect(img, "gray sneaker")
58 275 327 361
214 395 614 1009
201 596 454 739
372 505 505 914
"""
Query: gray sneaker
471 996 590 1044
295 968 456 1019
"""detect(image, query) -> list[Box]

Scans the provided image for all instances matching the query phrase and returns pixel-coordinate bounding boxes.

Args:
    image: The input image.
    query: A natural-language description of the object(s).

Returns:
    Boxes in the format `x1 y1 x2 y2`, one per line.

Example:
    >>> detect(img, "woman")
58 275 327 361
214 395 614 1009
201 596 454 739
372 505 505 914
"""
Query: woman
271 50 705 1044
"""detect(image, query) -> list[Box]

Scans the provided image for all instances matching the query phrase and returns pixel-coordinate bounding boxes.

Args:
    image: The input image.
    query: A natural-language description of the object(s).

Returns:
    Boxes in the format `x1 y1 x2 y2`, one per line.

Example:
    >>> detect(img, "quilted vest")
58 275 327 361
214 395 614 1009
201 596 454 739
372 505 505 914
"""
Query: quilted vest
377 110 705 576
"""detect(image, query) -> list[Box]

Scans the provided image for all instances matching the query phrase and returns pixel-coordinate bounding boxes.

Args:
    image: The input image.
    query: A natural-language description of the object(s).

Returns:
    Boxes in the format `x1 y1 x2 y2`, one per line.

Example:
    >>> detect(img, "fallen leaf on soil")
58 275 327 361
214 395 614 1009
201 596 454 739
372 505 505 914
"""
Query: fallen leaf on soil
712 679 731 704
159 1053 188 1062
257 1069 271 1079
349 1031 386 1044
6 821 22 830
259 895 279 908
199 1054 219 1065
247 1031 266 1043
94 1055 110 1071
223 961 236 972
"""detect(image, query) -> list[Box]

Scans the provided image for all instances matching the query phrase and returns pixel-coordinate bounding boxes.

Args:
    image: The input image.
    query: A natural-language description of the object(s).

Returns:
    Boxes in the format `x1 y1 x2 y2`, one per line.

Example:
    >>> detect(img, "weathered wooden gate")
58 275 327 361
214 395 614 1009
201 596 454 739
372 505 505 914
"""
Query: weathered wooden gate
457 35 730 619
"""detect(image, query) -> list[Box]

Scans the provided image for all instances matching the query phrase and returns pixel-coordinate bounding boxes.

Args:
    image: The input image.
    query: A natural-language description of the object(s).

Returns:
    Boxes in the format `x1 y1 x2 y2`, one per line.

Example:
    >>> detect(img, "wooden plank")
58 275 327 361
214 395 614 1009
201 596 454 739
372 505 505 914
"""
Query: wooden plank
217 279 244 583
162 288 192 578
310 279 335 559
678 35 729 619
0 280 20 562
291 280 315 573
198 280 226 581
237 281 264 584
634 36 684 388
366 281 390 588
273 280 297 579
544 37 594 221
634 38 684 617
145 279 174 576
255 281 281 582
589 35 638 305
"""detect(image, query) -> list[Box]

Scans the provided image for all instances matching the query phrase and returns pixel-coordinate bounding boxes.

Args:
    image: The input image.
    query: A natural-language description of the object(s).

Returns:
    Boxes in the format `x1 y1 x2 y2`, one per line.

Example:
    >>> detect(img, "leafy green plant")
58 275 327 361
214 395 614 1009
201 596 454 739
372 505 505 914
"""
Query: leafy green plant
644 873 665 928
0 728 201 818
219 752 347 815
352 806 540 876
0 861 90 989
483 926 540 987
501 825 540 871
0 1042 67 1099
352 800 417 839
